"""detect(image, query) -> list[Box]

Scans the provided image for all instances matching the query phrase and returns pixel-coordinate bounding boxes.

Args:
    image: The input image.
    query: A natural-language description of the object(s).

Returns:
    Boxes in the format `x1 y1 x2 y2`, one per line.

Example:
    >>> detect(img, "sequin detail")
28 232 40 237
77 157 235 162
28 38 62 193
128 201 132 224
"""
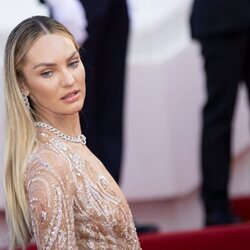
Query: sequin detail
25 131 141 249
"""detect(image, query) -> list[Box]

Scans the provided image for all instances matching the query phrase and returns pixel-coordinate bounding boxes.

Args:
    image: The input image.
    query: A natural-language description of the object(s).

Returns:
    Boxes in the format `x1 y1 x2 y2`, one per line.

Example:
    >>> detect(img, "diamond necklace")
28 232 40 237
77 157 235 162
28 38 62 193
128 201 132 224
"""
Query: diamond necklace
34 121 86 145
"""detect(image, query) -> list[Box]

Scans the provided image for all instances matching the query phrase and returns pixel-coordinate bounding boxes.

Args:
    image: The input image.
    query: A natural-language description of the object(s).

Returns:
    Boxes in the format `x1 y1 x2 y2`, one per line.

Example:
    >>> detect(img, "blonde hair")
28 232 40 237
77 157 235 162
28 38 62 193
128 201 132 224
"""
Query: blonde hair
3 16 79 249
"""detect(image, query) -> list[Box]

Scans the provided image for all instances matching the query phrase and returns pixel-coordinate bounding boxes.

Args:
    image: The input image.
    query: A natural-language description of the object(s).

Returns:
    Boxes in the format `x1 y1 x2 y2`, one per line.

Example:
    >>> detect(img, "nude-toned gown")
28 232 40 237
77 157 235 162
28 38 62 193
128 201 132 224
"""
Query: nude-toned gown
25 130 141 249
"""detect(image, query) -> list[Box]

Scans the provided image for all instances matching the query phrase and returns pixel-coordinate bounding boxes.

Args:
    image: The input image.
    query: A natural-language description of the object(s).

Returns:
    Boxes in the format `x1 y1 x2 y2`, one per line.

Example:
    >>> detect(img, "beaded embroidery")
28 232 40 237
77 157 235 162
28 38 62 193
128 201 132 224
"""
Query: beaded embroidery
25 131 141 249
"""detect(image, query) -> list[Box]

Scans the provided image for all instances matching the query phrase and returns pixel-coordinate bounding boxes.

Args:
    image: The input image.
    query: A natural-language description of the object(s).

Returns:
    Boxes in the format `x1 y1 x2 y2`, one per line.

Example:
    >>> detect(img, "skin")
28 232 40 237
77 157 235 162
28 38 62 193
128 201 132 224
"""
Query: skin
21 33 86 135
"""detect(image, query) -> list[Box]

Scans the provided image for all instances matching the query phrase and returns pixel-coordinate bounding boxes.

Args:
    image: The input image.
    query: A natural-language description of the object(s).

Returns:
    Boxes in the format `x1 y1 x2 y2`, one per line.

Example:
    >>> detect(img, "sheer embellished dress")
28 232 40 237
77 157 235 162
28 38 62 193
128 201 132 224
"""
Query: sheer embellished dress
25 129 141 249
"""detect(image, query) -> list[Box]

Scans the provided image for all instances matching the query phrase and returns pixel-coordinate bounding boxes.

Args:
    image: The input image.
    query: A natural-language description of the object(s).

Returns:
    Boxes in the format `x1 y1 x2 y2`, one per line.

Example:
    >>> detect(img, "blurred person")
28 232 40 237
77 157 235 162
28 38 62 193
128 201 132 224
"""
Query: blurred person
41 0 128 184
190 0 250 226
3 15 141 249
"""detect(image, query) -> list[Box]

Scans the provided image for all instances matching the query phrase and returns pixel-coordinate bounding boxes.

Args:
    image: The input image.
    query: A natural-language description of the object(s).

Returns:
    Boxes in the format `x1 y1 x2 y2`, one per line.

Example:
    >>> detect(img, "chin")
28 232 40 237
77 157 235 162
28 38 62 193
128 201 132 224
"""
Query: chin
70 103 84 114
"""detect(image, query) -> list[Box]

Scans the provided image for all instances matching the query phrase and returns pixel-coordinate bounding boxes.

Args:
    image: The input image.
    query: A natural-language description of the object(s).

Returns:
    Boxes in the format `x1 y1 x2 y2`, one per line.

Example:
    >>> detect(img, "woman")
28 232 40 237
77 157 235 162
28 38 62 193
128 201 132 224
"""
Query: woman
3 16 141 249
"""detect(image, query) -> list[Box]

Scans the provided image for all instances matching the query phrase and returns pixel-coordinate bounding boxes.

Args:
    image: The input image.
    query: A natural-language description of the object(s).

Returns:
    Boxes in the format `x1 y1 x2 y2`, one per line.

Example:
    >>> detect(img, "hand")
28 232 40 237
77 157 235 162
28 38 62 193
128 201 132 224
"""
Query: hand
44 0 88 45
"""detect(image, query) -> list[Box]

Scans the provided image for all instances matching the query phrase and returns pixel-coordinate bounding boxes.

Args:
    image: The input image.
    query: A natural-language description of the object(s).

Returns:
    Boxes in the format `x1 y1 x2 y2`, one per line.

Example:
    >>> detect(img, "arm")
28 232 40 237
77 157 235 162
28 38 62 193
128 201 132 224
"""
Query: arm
25 149 77 249
43 0 88 44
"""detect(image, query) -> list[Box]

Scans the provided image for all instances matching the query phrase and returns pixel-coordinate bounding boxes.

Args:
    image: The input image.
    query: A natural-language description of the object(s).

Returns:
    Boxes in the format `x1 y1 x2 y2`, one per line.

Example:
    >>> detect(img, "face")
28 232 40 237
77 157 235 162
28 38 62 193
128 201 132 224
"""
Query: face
21 33 85 120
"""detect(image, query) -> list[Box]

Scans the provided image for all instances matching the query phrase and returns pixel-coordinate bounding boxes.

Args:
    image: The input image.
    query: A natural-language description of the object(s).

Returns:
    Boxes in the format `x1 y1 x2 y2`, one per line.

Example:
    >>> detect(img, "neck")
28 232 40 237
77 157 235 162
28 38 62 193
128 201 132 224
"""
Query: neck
37 113 82 136
35 120 86 145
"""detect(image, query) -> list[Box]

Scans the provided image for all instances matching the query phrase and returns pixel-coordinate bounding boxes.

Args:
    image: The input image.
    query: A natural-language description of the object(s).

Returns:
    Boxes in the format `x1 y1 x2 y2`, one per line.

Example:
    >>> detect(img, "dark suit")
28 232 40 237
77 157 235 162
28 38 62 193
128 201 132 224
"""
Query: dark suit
191 0 250 38
190 0 250 225
79 0 129 183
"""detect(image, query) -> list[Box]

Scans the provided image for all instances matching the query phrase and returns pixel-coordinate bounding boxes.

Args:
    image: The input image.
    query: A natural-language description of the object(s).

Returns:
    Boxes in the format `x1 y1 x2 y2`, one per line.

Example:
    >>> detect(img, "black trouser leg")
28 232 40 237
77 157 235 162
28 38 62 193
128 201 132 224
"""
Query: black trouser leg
80 0 129 183
200 31 247 219
243 30 250 109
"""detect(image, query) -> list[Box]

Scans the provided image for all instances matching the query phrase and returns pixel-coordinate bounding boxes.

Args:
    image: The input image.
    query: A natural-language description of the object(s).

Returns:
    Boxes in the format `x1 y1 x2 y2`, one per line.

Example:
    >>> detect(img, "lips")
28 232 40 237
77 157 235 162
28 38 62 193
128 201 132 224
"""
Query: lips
61 89 81 104
61 89 79 100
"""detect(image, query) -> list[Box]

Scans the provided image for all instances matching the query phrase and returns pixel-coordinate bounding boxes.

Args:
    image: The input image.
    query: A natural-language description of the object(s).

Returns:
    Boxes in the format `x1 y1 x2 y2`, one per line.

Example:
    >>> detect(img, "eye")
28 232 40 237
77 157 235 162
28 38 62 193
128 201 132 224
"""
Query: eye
69 60 79 68
41 71 53 78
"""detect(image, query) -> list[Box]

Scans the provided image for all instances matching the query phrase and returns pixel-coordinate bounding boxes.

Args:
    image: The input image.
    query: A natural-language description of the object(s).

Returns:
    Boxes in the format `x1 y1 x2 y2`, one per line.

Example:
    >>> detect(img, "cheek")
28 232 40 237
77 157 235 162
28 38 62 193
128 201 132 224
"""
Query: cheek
29 81 58 105
78 62 86 80
33 83 54 97
76 66 86 88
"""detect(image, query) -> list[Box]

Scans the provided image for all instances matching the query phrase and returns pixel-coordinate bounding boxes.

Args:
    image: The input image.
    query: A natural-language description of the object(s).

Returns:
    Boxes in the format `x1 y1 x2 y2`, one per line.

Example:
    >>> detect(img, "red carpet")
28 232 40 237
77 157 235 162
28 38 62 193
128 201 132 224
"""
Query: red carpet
138 196 250 250
139 223 250 250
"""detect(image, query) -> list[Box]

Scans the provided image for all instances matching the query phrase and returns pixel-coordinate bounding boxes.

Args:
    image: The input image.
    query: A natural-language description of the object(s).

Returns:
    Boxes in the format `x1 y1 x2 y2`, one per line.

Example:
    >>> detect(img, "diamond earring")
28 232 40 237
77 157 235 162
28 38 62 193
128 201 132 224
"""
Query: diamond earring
21 92 30 111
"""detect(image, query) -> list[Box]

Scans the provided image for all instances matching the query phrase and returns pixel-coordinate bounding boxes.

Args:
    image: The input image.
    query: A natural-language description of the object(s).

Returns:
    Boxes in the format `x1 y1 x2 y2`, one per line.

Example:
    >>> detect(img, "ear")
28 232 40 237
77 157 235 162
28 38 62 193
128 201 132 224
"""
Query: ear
19 80 30 96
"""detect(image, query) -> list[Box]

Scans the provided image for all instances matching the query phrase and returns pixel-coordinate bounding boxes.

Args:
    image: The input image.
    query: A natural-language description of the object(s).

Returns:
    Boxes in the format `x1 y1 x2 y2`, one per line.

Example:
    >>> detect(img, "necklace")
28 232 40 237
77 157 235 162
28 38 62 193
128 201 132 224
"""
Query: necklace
34 122 86 145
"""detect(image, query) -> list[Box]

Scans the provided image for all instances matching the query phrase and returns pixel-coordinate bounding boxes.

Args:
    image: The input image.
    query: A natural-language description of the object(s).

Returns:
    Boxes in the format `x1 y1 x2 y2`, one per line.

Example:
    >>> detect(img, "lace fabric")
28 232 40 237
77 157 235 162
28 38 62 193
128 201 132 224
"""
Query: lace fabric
25 131 141 249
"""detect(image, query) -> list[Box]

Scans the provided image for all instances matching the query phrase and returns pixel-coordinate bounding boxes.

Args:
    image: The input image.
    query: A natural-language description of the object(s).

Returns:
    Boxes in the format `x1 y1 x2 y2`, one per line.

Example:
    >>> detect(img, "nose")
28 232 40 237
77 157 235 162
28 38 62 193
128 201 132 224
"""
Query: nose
61 70 75 86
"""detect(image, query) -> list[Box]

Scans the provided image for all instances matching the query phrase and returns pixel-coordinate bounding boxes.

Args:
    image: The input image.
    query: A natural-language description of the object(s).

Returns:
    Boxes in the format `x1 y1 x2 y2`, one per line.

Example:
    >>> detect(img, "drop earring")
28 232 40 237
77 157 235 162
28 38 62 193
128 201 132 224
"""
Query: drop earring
21 92 30 111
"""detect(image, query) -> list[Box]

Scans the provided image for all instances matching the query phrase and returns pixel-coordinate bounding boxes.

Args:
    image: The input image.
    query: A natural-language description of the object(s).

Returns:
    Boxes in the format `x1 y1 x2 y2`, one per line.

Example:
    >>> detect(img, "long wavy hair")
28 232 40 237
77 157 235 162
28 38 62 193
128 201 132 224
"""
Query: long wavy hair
3 15 79 249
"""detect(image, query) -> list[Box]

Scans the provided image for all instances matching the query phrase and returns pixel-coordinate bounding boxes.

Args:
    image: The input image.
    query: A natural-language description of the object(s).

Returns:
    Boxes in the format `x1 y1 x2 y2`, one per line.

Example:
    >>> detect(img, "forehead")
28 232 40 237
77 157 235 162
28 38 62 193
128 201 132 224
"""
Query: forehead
25 33 76 64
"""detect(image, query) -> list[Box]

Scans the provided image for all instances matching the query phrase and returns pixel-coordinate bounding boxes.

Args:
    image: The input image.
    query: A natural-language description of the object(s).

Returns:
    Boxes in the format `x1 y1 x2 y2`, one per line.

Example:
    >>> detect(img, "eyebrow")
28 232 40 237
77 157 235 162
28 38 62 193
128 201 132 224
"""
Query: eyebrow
33 51 79 70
